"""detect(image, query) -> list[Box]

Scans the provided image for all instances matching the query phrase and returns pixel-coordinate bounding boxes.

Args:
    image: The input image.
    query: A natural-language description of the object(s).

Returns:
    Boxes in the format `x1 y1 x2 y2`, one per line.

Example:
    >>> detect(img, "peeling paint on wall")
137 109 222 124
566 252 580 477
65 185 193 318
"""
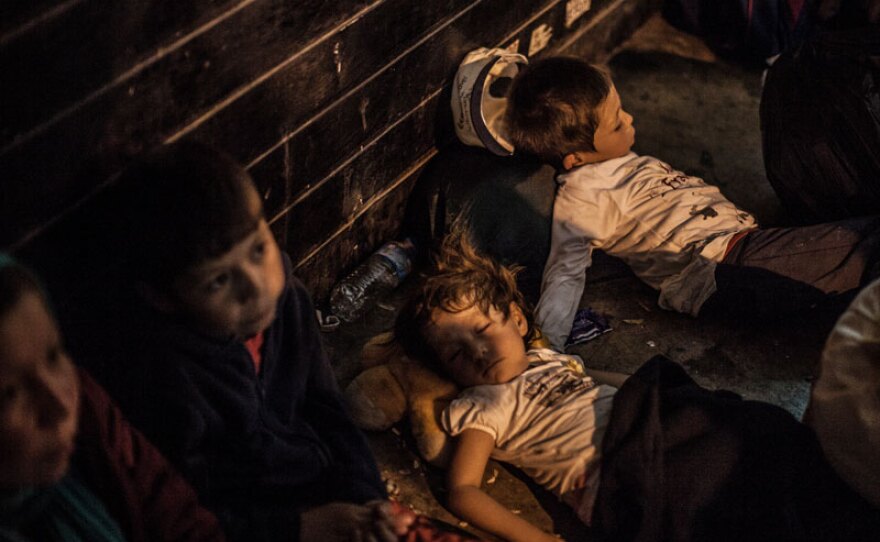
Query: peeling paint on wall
333 41 343 74
359 97 369 132
565 0 592 28
528 23 553 56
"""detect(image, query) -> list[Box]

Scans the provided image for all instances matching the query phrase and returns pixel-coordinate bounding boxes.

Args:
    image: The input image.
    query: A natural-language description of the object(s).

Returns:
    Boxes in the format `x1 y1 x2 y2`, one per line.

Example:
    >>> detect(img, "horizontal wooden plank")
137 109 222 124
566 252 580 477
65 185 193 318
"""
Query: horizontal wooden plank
4 0 652 253
265 0 604 228
292 160 427 302
559 0 660 61
498 0 625 59
247 140 289 221
249 0 551 214
1 0 245 146
1 0 377 151
278 90 441 262
178 0 474 165
0 0 68 36
0 0 486 246
240 0 624 212
0 0 378 247
291 0 655 295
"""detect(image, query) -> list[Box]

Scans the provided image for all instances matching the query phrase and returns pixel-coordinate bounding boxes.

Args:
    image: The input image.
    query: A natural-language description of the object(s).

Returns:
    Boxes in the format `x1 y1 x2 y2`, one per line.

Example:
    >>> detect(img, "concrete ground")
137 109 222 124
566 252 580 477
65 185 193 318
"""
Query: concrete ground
322 15 843 541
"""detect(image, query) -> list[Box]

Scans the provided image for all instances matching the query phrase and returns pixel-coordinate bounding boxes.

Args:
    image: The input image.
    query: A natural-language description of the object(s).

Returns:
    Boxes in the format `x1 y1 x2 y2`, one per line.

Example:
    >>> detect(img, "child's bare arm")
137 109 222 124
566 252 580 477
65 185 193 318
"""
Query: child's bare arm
447 429 560 542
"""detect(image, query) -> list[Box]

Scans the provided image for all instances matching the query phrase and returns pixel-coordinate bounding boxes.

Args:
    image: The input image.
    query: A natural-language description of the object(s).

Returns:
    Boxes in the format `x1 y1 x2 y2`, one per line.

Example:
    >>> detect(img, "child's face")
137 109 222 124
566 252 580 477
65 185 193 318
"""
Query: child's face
591 84 635 160
566 83 635 168
0 292 80 489
168 217 285 341
424 302 530 387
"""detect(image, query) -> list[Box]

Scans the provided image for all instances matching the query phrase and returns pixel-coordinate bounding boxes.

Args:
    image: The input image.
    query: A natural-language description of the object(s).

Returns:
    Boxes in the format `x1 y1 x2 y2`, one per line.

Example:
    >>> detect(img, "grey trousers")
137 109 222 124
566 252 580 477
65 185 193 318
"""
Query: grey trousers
701 216 880 316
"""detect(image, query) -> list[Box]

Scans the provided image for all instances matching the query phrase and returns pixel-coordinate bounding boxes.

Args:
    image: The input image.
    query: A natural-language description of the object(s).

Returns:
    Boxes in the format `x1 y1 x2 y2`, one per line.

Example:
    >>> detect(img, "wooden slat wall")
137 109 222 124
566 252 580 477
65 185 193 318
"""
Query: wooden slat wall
2 0 658 299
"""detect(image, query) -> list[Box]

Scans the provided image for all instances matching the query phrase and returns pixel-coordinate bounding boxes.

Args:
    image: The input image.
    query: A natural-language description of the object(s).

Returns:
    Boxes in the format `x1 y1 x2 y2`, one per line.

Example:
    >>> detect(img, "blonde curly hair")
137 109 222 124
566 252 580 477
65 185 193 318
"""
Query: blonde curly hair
394 228 537 370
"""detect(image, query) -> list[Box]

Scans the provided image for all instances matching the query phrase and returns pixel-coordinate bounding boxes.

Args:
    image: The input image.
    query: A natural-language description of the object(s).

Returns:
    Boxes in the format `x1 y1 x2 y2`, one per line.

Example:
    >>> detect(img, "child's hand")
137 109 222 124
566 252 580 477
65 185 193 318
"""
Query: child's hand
300 500 406 542
367 499 416 537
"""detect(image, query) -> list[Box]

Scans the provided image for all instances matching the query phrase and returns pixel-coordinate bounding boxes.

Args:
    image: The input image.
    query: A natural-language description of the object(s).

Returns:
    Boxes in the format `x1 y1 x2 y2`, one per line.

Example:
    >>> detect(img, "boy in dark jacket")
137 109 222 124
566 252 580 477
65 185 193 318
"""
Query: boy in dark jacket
82 143 415 542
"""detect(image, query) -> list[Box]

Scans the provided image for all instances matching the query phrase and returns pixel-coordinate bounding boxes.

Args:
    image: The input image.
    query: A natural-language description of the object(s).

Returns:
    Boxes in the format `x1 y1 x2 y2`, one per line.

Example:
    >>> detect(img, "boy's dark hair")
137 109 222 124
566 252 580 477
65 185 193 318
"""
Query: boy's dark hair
394 229 537 371
0 254 45 321
507 56 611 166
113 142 262 289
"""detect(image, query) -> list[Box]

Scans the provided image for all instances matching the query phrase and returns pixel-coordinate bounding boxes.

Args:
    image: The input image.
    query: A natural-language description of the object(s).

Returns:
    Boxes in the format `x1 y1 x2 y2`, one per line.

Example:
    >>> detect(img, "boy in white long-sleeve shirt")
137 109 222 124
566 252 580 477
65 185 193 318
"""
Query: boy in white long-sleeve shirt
507 57 880 349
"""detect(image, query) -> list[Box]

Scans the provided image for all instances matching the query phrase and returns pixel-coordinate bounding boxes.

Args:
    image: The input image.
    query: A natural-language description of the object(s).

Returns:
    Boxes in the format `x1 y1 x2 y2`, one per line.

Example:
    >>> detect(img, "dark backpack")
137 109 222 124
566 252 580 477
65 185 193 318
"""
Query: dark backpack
760 27 880 222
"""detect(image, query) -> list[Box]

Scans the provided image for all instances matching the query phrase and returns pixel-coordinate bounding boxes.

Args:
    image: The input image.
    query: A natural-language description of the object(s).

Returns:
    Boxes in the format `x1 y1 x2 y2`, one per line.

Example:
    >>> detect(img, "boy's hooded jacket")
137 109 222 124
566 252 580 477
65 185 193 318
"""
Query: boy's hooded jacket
82 255 386 541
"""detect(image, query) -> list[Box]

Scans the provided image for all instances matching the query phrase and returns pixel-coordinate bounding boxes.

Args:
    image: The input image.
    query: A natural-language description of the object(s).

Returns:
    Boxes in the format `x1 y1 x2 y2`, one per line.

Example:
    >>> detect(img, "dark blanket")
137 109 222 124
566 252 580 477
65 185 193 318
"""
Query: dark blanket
592 355 880 542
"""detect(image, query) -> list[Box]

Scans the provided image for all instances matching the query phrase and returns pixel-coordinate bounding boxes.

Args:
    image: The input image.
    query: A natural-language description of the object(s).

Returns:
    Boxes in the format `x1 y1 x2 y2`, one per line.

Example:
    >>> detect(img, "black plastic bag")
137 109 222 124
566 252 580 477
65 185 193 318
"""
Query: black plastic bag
760 27 880 223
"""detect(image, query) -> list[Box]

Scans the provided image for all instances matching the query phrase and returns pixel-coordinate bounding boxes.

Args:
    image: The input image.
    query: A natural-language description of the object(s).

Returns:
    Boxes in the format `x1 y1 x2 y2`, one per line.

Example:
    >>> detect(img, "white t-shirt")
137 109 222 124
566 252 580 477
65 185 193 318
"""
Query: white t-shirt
536 152 757 348
442 349 617 522
806 278 880 508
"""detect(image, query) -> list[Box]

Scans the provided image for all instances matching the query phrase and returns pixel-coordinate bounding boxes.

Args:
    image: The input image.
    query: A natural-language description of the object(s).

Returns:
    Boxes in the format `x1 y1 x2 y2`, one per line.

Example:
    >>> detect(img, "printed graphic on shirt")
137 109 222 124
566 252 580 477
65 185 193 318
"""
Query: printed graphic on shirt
645 161 701 200
523 366 596 407
689 205 719 219
660 174 689 191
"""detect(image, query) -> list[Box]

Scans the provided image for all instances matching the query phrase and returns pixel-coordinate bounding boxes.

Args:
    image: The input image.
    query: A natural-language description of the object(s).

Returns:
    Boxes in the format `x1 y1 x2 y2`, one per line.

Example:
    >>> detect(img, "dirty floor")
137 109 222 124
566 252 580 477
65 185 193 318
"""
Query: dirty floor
321 15 841 541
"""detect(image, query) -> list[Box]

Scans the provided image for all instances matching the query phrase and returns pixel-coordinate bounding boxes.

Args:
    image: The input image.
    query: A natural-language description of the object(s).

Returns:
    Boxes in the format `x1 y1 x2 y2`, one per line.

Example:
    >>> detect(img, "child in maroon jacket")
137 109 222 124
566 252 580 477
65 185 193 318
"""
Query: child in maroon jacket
0 254 224 541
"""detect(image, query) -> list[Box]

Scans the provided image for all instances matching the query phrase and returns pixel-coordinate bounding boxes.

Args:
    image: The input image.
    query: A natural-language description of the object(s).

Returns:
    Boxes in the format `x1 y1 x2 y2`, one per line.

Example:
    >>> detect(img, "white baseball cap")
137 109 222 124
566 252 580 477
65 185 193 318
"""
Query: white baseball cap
452 47 528 156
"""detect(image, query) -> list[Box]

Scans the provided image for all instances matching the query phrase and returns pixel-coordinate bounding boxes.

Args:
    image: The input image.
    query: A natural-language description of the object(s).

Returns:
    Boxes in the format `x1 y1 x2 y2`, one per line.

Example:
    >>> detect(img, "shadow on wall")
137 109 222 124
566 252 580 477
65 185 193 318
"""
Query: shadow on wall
402 143 557 304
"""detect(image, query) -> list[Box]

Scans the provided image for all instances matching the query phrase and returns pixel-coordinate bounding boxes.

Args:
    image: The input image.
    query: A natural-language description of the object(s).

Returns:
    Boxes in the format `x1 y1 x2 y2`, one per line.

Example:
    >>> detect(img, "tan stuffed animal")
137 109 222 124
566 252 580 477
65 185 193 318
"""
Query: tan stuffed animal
345 332 458 467
344 328 552 467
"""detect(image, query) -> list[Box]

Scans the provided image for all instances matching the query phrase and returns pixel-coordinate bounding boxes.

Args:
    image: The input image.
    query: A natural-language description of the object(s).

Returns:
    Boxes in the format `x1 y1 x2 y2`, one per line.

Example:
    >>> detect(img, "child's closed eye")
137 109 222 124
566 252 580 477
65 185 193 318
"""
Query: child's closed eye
445 349 463 364
475 322 491 334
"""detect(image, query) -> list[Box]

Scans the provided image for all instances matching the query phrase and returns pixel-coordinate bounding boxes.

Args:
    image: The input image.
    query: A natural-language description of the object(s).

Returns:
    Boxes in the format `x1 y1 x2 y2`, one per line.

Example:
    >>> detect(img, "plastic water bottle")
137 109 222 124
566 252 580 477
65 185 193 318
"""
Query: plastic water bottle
329 238 416 322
